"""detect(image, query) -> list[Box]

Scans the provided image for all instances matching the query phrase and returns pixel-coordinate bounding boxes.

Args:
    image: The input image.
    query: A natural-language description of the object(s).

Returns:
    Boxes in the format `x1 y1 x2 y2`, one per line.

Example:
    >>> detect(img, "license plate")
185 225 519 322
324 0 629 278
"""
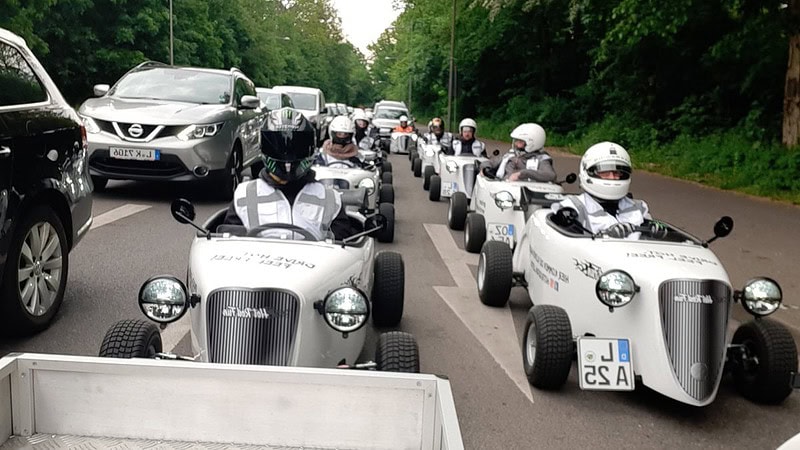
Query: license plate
110 147 160 161
441 182 457 197
487 223 514 246
577 337 634 391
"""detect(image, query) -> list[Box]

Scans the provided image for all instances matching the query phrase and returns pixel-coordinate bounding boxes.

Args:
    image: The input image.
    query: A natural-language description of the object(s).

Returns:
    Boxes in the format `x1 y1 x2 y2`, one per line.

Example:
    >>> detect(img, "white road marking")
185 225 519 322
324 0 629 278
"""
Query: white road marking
424 223 534 403
90 204 151 230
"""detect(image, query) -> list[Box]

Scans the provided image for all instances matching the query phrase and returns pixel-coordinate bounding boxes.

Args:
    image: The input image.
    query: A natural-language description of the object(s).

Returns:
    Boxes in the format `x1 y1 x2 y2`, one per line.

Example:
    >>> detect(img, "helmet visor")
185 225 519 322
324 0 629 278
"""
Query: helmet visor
589 163 631 180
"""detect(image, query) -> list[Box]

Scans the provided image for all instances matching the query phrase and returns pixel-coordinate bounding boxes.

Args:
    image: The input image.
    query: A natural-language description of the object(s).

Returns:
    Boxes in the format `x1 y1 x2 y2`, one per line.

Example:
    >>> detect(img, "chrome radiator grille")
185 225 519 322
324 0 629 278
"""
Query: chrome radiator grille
206 289 299 366
658 279 731 401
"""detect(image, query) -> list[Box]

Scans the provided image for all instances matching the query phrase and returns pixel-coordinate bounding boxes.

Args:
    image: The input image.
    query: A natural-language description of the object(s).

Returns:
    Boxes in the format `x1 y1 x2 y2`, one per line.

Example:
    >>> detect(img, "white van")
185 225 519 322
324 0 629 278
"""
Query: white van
273 85 328 142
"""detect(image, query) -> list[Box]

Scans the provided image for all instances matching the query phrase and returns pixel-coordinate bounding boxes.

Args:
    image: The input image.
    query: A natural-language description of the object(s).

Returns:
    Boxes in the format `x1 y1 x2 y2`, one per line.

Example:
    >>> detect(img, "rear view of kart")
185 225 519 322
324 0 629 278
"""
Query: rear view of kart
429 154 486 202
390 131 418 155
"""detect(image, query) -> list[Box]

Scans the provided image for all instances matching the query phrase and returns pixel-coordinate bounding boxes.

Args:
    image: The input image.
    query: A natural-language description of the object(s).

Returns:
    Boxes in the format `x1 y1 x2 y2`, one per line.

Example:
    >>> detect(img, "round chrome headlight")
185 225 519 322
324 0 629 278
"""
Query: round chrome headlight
446 160 458 173
139 276 188 323
324 287 370 333
596 270 637 308
358 178 376 194
494 191 515 210
740 277 782 316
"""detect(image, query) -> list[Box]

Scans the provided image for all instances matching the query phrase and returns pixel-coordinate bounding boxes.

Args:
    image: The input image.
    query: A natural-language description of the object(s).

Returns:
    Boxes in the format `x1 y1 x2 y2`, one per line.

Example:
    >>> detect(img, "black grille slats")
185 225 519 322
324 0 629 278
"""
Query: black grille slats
206 289 299 366
658 279 731 401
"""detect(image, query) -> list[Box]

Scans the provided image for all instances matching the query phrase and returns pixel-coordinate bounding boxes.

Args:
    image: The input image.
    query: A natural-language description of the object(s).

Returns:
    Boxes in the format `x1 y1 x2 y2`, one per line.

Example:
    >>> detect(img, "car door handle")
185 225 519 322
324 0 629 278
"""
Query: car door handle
0 146 10 158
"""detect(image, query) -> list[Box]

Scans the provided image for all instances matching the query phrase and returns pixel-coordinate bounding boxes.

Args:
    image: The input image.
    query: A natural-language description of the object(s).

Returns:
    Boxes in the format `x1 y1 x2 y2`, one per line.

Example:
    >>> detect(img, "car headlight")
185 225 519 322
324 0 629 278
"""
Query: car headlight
446 160 458 173
595 270 637 308
739 277 782 316
177 122 224 141
324 287 369 333
494 191 515 210
80 115 100 134
358 177 376 194
138 276 188 323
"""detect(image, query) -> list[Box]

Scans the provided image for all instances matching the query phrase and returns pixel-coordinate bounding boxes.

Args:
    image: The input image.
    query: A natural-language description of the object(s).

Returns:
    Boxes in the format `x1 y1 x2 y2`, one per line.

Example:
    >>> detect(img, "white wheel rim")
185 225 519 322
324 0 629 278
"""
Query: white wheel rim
18 221 62 316
477 253 486 291
526 323 537 364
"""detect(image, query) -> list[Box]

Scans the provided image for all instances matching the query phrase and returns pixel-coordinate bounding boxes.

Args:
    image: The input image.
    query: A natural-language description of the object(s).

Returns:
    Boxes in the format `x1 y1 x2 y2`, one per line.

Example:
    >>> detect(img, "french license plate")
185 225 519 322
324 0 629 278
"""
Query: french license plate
488 223 514 246
441 182 457 197
110 147 160 161
577 337 634 391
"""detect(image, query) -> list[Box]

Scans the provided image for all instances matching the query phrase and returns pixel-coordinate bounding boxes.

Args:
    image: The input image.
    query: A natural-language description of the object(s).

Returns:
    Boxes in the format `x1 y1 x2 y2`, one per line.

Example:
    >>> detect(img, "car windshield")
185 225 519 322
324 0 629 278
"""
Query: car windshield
375 108 407 120
286 93 317 110
258 92 281 110
111 68 231 104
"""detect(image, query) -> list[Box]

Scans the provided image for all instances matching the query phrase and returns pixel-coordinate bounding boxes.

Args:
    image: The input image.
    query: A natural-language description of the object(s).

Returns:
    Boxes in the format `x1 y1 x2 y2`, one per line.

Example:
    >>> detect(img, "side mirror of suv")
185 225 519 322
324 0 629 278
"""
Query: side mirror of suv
239 95 260 110
320 107 328 115
93 84 110 97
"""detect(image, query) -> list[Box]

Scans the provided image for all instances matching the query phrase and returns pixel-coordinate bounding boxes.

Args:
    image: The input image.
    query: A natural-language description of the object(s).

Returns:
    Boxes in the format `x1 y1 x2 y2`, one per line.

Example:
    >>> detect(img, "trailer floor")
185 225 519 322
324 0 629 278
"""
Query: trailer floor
1 435 344 450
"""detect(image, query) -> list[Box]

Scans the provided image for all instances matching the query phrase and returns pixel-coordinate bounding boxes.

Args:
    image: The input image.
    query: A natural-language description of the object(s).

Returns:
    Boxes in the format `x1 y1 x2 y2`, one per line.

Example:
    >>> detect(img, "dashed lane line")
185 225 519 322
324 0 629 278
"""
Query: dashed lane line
90 203 152 230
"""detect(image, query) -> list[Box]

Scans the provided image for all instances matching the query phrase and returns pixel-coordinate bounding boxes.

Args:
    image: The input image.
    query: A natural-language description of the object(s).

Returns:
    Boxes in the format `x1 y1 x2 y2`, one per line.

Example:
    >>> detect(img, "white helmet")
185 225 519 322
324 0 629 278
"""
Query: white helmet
510 123 546 153
459 118 477 134
579 142 632 201
352 109 369 127
399 115 409 123
329 115 355 145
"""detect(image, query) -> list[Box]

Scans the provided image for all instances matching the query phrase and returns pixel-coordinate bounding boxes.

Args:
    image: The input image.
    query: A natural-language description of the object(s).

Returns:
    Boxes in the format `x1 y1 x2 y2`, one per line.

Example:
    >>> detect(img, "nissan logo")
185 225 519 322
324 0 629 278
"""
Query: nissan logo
128 123 144 138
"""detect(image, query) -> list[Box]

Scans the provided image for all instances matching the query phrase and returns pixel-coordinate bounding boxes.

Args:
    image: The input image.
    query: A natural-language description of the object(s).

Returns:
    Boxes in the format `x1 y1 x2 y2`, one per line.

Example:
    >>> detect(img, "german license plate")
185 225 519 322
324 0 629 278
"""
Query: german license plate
441 182 457 197
577 337 634 391
110 147 160 161
487 223 514 246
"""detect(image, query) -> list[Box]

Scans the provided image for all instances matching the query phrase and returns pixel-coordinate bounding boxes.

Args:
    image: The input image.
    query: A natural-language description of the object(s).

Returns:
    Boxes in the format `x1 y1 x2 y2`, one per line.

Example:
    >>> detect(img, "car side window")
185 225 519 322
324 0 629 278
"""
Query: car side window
0 42 48 107
244 79 256 97
282 94 293 108
233 78 248 105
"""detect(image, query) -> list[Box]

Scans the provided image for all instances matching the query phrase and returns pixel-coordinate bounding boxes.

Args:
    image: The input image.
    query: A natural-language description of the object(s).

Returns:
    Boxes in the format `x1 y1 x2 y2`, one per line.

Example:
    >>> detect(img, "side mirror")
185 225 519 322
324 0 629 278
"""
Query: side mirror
552 207 578 227
171 198 196 224
492 149 501 156
321 107 328 115
365 214 387 236
93 84 110 97
713 216 733 238
240 95 260 110
565 173 577 184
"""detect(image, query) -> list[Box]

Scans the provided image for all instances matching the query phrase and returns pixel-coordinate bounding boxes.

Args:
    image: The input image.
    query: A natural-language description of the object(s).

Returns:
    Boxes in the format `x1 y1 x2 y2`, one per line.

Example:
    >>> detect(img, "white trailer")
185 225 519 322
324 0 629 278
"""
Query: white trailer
0 353 463 450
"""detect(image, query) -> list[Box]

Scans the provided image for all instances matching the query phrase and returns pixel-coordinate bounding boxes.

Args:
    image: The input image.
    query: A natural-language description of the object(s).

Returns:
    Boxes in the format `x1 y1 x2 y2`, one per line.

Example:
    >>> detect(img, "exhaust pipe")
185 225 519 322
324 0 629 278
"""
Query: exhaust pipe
193 166 209 177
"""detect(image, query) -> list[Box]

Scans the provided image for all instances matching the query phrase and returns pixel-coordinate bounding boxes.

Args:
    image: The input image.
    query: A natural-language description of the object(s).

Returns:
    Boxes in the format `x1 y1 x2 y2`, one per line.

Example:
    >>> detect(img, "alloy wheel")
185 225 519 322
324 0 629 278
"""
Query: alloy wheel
18 221 63 316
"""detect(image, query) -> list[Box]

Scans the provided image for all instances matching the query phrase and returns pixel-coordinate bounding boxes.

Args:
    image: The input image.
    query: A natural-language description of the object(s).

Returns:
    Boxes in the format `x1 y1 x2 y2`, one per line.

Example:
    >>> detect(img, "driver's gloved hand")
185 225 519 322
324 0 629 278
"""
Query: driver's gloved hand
648 221 668 239
605 222 635 238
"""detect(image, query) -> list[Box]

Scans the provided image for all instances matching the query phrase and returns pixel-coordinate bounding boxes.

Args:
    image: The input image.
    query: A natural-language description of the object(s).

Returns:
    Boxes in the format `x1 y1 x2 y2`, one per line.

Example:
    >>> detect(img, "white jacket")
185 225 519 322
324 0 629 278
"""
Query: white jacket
552 192 650 236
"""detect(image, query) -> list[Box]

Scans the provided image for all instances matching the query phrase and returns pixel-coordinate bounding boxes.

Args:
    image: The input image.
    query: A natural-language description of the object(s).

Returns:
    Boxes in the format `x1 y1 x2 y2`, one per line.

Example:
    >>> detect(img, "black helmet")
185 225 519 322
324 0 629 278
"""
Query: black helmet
261 108 317 182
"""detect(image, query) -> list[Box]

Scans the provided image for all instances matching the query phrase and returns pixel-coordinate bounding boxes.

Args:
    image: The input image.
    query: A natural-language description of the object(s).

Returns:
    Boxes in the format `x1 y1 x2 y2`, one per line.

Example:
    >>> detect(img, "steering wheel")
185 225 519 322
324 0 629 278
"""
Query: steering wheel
246 223 318 240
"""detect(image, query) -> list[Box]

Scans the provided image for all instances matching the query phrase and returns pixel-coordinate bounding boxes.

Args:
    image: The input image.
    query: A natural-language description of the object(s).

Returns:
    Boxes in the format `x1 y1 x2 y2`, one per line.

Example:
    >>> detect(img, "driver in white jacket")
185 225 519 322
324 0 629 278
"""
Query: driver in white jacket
551 142 667 239
223 108 360 240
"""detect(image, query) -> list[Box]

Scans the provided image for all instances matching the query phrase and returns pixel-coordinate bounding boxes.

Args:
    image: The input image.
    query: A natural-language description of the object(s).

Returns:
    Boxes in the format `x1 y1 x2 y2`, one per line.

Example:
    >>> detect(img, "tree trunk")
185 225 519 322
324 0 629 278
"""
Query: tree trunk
783 0 800 147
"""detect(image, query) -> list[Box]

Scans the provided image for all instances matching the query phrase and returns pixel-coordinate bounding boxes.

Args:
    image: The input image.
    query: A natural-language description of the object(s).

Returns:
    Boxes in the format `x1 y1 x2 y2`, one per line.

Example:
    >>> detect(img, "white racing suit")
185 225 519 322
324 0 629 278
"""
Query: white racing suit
552 192 650 238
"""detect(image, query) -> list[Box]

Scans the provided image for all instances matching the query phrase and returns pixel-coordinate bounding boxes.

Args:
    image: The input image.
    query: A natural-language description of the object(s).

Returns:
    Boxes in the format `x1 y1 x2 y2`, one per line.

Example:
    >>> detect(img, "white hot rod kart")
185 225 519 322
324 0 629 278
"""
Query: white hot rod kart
414 142 443 181
313 160 396 243
447 172 577 253
428 154 487 202
99 198 418 374
477 208 800 406
390 130 418 155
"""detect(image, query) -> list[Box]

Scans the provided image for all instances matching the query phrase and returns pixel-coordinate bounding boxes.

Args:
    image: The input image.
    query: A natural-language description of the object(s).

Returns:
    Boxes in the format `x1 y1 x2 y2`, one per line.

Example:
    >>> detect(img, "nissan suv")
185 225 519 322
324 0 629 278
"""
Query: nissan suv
79 62 264 198
0 28 93 336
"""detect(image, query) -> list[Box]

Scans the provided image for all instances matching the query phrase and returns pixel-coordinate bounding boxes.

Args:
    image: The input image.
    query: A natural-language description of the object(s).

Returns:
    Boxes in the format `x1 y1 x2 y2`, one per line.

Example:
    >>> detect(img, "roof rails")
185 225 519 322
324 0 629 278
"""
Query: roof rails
133 60 170 70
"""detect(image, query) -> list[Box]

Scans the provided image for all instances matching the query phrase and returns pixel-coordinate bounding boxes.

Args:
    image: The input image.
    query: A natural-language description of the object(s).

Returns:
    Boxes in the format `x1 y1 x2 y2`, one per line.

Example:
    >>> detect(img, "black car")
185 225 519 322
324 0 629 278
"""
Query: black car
0 28 93 336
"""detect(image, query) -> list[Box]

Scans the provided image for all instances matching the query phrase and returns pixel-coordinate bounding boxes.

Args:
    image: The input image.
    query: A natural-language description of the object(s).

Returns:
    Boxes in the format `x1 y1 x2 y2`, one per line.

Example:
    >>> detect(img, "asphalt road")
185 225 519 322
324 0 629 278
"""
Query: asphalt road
2 137 800 449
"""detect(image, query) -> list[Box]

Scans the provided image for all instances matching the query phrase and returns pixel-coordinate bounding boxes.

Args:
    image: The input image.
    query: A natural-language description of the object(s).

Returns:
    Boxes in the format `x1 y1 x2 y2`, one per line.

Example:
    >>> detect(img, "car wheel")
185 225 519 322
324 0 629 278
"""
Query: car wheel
423 166 434 191
219 149 242 200
91 176 108 192
381 172 393 186
448 192 469 230
522 305 573 389
412 158 422 177
382 160 393 173
731 319 797 404
376 331 419 373
377 203 395 243
477 241 512 307
372 251 404 326
465 213 486 253
0 206 69 337
99 319 163 358
379 184 395 205
429 176 441 201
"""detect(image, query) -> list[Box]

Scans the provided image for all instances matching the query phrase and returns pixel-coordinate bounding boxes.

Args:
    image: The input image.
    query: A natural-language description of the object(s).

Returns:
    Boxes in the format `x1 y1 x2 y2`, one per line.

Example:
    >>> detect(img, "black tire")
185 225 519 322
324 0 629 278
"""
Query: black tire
382 160 393 173
381 172 393 185
99 319 163 358
91 176 108 192
377 203 395 243
219 148 242 200
376 331 420 373
0 206 69 337
522 305 574 389
731 319 798 404
465 213 486 253
372 252 404 327
423 166 434 191
429 175 441 201
380 184 395 204
477 241 513 307
448 192 469 230
250 159 264 179
413 158 422 177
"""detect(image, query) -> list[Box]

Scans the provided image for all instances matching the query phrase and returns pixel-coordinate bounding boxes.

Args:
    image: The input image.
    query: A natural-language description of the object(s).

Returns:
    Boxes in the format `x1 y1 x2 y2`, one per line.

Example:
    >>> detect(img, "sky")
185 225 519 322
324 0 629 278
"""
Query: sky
330 0 402 57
